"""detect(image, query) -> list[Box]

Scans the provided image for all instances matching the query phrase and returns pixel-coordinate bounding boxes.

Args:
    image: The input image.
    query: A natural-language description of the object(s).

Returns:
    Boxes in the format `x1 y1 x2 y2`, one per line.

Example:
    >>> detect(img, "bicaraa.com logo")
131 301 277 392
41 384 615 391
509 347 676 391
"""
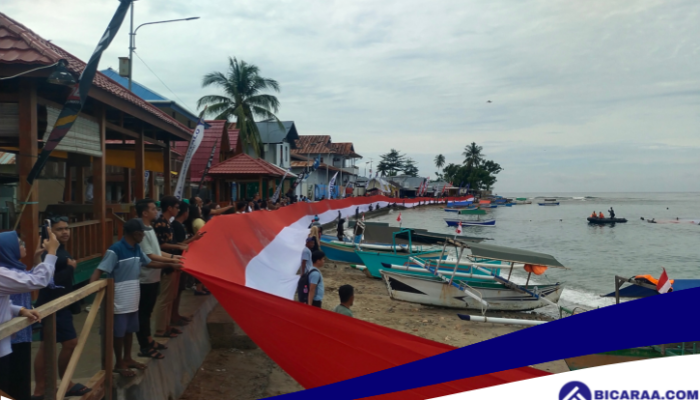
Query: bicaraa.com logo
560 381 592 400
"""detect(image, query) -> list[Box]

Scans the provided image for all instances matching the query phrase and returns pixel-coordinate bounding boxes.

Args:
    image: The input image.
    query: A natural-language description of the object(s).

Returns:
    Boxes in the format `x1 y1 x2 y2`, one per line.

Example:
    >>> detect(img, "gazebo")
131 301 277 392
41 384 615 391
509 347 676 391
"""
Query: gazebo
207 153 297 203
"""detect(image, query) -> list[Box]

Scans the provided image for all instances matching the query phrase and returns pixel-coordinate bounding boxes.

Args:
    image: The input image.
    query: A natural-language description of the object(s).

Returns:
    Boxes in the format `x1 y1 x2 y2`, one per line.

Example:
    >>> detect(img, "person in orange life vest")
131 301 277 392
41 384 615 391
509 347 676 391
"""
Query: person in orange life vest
590 211 597 218
598 212 605 219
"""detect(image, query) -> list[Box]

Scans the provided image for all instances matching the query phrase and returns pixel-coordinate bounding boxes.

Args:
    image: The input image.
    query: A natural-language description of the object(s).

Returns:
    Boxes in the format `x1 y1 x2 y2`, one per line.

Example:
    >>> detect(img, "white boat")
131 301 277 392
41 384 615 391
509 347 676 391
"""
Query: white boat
379 241 568 312
381 270 564 311
537 198 560 206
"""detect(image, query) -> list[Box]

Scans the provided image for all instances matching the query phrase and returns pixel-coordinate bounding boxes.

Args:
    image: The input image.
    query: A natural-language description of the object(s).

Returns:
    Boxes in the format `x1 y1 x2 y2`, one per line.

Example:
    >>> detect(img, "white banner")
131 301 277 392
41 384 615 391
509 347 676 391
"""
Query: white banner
174 117 206 199
433 354 700 400
328 171 339 199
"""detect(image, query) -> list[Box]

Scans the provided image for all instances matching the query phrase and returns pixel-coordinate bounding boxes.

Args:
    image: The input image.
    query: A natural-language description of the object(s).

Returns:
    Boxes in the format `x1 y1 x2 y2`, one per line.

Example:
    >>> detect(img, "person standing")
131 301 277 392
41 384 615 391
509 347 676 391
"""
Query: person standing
152 196 201 341
609 207 616 219
90 219 174 377
334 285 354 317
336 211 346 242
0 230 56 400
306 251 326 308
32 217 91 398
134 199 182 358
300 238 314 275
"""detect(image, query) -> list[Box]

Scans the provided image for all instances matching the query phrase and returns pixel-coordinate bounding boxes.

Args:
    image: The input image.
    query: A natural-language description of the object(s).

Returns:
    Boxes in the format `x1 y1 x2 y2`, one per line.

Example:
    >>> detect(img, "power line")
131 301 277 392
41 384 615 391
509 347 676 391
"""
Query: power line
132 51 198 117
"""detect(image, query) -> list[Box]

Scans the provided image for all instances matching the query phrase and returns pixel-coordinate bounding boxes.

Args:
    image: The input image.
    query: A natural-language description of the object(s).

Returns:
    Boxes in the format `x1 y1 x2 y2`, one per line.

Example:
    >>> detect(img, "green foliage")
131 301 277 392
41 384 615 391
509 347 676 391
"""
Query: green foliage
402 158 419 177
197 57 282 156
442 143 501 191
377 149 408 177
434 154 446 170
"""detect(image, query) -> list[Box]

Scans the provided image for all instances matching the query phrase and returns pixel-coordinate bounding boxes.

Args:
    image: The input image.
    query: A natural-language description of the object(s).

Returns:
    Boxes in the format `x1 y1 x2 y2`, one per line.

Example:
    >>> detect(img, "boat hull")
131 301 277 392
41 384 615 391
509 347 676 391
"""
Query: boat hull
444 218 496 226
355 250 449 279
381 270 564 311
587 217 627 224
538 203 560 206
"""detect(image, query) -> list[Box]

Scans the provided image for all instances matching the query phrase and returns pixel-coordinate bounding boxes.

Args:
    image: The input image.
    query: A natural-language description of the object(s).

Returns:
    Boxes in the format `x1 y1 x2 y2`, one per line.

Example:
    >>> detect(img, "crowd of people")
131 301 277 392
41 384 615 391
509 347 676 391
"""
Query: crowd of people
0 194 363 399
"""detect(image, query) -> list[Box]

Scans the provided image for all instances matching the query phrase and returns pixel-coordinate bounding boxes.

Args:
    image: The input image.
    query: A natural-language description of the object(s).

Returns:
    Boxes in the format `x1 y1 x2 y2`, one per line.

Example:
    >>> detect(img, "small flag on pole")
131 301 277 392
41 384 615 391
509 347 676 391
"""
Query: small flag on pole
396 212 402 227
362 213 365 222
456 221 463 234
657 268 672 293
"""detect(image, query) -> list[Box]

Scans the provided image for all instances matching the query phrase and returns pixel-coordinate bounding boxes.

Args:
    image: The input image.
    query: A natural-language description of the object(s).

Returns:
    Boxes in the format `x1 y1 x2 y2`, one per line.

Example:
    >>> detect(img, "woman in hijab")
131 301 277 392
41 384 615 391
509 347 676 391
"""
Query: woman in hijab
0 230 59 399
308 226 321 252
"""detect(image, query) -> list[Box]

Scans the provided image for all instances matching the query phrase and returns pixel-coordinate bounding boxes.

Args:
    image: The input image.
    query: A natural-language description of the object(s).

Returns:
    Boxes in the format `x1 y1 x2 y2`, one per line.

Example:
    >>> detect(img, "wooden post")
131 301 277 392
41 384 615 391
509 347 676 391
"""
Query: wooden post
18 78 38 267
123 168 131 203
162 141 172 195
258 176 263 199
94 106 107 252
214 179 220 203
147 169 155 199
102 279 114 400
135 131 145 200
75 167 85 204
63 166 72 202
43 313 58 400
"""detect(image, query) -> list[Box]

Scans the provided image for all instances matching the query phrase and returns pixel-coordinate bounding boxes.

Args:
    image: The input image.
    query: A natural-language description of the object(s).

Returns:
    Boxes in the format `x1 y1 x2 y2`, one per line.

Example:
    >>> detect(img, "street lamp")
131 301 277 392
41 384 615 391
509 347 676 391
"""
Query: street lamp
127 3 199 91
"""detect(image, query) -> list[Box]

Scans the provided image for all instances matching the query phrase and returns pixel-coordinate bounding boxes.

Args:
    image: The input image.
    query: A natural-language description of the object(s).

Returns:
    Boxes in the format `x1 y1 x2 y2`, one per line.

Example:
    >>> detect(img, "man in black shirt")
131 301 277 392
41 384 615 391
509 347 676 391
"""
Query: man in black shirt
33 217 91 398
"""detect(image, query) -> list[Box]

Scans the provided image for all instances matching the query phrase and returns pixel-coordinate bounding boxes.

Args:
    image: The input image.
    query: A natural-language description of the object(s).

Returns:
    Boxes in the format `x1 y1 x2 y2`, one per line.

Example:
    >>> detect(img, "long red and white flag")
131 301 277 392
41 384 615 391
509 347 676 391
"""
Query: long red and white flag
183 195 544 398
657 268 672 293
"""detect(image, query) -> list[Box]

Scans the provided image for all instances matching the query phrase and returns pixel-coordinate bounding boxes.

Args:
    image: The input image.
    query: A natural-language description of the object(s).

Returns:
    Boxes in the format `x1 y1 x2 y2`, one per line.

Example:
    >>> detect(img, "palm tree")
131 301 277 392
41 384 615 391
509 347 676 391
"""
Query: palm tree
434 154 445 170
462 142 484 170
197 57 282 156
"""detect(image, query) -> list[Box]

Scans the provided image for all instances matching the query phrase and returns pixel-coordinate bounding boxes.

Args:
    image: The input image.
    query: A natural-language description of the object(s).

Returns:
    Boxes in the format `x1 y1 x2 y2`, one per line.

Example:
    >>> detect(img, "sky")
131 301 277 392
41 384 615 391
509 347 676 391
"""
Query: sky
4 0 700 192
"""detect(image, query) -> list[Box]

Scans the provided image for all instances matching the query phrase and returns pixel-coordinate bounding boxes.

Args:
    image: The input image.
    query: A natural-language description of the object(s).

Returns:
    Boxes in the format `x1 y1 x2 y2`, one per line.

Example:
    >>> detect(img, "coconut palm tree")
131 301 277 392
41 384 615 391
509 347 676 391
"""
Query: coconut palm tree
197 57 282 156
462 142 484 170
434 154 445 170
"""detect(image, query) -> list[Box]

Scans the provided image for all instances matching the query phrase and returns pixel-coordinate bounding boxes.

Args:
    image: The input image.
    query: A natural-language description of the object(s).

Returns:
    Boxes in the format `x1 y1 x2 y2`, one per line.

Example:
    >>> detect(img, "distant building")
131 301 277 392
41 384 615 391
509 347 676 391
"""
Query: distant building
292 135 362 199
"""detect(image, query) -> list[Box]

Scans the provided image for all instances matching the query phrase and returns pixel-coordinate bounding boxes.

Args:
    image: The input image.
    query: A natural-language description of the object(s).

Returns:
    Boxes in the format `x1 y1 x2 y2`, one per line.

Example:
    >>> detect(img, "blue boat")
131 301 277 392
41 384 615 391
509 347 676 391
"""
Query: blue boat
355 249 450 278
447 200 474 207
444 218 496 227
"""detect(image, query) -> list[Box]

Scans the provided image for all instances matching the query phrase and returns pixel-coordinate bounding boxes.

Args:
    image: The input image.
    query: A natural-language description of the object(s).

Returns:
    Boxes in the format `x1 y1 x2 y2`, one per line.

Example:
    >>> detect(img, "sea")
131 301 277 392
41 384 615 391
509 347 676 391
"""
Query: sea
366 192 700 317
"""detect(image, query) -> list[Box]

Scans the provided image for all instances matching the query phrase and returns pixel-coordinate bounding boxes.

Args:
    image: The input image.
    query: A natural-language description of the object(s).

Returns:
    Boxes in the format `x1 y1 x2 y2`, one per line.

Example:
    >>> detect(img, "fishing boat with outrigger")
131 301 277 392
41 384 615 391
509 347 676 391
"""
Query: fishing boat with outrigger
444 210 496 227
538 198 560 206
380 239 567 312
347 221 487 245
512 197 532 205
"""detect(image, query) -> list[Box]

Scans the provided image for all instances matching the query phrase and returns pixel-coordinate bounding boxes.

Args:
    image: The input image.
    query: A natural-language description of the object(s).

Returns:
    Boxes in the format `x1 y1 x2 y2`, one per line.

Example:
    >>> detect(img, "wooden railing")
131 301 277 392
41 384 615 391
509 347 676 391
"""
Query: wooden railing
66 219 111 262
106 208 125 241
0 279 114 400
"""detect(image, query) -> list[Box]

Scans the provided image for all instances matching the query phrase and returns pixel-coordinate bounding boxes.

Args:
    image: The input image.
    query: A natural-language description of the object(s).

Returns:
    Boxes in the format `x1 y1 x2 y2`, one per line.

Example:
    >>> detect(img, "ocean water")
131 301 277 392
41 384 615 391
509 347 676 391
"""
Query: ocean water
367 192 700 316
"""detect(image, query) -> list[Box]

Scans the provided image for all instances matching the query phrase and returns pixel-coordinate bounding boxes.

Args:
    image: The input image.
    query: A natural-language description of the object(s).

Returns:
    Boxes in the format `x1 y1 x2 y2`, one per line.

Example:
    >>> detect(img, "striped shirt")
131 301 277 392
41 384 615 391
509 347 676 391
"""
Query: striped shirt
97 238 151 314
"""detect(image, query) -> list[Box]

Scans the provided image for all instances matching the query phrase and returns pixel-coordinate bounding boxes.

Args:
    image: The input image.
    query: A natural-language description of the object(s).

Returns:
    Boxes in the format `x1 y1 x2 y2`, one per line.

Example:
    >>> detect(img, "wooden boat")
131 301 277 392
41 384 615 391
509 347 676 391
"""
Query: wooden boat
320 239 425 265
348 221 486 245
381 270 563 311
444 217 495 227
354 248 448 279
379 241 568 311
587 217 627 224
537 198 560 206
447 200 474 207
459 209 487 216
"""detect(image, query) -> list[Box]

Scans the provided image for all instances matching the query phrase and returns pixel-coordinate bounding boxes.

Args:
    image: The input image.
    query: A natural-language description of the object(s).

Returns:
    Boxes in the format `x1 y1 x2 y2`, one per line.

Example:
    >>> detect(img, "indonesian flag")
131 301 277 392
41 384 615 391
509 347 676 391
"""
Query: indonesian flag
456 221 463 234
397 212 402 223
183 195 541 398
657 268 672 293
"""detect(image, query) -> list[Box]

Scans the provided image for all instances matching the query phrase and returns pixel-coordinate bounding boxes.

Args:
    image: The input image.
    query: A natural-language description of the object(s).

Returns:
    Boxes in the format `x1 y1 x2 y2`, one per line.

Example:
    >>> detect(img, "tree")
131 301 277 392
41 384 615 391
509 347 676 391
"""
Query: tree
462 142 484 170
377 149 407 176
434 154 445 170
197 57 282 156
402 158 419 177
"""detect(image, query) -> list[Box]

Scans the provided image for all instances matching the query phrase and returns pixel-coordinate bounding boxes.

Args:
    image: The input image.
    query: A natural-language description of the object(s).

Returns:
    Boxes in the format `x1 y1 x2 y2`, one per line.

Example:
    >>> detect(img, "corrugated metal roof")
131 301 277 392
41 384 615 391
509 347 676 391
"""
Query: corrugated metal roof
0 12 191 137
208 153 288 177
330 142 362 158
256 121 299 148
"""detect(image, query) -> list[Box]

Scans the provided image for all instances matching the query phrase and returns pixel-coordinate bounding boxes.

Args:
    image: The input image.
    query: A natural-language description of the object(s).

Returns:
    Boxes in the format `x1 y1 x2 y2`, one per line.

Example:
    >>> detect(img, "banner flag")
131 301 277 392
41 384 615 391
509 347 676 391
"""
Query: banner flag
198 138 219 192
174 116 206 199
328 171 339 199
26 0 133 184
271 169 290 203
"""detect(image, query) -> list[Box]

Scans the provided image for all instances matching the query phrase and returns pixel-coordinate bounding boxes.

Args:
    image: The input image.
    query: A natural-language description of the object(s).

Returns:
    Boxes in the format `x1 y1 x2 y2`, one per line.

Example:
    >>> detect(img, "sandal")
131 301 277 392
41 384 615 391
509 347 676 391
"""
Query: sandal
66 383 92 397
170 328 183 335
151 341 167 350
154 331 178 338
138 348 164 359
115 369 136 378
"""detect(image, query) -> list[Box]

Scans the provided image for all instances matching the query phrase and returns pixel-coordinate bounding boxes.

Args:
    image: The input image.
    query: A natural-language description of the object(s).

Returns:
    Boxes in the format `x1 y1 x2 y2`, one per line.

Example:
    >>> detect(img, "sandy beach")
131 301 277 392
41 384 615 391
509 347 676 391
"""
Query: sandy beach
180 260 568 399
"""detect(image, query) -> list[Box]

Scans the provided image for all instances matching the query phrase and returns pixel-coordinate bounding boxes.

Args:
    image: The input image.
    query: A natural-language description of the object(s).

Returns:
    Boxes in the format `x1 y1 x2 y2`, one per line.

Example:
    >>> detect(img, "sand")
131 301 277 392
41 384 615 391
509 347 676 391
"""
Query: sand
180 261 568 399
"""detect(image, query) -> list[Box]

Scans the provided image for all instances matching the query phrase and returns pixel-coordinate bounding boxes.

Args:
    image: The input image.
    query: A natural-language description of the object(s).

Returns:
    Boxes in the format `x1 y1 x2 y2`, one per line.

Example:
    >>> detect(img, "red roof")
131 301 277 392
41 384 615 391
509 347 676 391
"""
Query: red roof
172 120 228 182
292 135 332 154
330 142 362 158
0 12 191 137
208 153 288 177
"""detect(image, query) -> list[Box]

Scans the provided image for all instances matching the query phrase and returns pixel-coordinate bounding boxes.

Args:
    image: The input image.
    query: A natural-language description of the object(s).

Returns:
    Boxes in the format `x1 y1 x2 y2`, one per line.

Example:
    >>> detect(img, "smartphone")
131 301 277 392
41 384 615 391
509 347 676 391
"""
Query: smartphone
40 219 51 242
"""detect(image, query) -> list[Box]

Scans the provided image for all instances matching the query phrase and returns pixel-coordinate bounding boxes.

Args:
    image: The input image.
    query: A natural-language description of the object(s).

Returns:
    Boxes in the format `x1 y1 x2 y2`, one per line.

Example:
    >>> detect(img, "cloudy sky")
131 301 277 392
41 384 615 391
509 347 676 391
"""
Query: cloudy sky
5 0 700 192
